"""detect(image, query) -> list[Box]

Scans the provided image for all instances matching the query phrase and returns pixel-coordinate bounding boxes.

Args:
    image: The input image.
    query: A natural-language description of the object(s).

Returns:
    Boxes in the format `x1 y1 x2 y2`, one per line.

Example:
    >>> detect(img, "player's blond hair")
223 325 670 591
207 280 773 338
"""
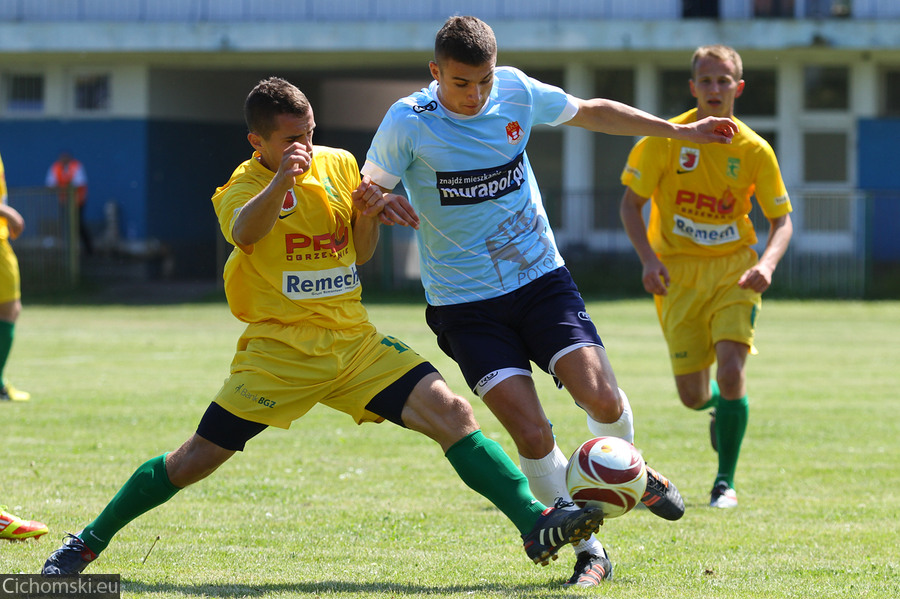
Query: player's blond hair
691 45 743 80
434 15 497 67
244 76 311 139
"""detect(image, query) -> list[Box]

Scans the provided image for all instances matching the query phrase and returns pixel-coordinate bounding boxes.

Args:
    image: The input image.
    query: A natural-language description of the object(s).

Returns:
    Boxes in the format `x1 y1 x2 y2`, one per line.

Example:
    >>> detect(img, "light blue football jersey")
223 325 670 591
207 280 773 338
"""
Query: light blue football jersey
362 66 577 306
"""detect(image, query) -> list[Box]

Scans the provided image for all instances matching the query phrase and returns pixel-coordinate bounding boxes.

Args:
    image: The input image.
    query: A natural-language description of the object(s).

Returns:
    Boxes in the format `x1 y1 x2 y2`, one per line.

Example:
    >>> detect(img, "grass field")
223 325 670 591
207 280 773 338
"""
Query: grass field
2 297 898 598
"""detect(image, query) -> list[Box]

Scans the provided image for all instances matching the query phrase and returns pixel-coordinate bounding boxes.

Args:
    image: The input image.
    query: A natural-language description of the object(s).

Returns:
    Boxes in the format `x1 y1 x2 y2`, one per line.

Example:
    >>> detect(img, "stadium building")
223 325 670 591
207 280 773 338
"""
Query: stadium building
1 0 898 296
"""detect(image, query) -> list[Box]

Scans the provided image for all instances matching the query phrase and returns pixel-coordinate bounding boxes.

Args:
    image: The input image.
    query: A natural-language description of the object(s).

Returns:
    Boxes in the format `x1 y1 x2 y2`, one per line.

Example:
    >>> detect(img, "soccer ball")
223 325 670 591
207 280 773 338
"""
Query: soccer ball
566 436 648 519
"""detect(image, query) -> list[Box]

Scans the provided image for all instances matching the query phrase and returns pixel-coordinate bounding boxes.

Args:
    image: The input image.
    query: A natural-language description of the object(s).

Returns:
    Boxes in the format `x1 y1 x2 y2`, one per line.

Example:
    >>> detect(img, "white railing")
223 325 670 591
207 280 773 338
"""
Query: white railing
1 0 897 23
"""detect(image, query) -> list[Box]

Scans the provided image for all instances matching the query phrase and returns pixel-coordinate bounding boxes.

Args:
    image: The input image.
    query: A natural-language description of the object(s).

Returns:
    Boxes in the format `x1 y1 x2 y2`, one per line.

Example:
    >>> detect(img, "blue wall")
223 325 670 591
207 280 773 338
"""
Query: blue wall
1 117 251 278
858 118 900 261
146 119 247 277
0 119 149 239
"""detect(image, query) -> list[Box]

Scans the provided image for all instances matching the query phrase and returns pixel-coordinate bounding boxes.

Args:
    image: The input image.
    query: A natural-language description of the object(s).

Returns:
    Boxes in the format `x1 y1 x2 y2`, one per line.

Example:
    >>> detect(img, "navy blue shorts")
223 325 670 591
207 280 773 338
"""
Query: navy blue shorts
425 267 603 396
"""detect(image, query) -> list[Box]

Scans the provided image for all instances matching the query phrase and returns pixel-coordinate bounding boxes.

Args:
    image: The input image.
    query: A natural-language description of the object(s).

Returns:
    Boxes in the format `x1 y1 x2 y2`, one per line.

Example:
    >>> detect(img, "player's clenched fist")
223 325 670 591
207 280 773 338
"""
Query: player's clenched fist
352 176 420 229
352 175 385 214
275 142 311 188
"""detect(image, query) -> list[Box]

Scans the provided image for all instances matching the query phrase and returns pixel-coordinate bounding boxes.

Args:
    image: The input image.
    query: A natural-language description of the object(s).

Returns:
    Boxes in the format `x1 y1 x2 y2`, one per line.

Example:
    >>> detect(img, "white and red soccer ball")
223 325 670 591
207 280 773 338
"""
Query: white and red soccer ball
566 436 648 519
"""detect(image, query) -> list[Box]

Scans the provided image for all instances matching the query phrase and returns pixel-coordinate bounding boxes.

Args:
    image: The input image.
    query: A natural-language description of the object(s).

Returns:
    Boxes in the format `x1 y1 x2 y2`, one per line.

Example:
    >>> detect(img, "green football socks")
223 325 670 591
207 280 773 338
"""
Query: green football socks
445 430 545 535
79 454 180 554
0 320 14 385
701 380 721 411
79 433 547 553
715 395 749 488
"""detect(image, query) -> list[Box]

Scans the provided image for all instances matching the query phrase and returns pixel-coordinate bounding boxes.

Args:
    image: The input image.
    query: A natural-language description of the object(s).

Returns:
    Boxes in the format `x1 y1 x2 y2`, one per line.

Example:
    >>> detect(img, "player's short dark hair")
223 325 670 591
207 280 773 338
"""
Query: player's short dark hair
434 15 497 67
244 76 311 139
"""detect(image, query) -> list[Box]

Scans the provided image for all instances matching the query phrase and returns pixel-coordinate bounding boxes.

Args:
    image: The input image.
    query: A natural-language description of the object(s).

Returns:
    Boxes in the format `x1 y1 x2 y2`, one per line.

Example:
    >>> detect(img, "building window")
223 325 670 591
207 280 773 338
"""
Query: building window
883 69 900 116
756 130 779 155
803 66 849 110
803 0 851 17
740 69 777 116
4 74 44 112
659 69 694 118
75 74 110 111
683 0 719 18
804 132 847 182
593 69 636 231
754 0 795 17
524 69 565 227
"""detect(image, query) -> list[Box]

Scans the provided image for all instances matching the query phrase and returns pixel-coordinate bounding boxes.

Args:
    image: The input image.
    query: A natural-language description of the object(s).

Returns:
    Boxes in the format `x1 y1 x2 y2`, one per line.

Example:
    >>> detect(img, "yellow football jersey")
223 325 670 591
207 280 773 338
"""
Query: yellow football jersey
0 154 9 241
211 146 368 329
621 109 792 258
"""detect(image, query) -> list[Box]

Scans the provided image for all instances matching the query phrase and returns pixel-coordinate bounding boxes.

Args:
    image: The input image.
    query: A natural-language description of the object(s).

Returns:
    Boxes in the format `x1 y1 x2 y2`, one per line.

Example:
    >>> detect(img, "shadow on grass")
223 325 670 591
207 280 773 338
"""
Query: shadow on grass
122 578 566 597
27 280 227 306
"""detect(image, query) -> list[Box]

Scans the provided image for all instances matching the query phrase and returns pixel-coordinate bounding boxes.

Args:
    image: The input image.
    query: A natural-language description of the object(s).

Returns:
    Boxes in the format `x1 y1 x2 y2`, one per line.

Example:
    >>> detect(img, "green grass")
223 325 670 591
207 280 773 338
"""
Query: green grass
3 298 899 598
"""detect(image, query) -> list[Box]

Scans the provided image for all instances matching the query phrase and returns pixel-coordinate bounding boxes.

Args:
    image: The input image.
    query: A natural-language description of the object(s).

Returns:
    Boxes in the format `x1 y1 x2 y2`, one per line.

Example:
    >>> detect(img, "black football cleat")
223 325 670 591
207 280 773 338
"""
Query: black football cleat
522 498 603 566
641 465 685 521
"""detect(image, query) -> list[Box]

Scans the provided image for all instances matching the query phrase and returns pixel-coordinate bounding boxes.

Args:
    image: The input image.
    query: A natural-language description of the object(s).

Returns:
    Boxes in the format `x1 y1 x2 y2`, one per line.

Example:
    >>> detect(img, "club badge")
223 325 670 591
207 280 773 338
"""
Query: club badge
506 121 524 145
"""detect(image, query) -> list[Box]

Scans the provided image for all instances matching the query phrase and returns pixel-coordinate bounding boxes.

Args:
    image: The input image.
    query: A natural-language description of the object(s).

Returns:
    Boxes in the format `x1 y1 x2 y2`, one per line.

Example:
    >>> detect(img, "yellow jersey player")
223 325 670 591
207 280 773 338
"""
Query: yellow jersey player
620 45 793 509
1 505 47 540
43 77 602 577
0 152 29 402
0 154 45 540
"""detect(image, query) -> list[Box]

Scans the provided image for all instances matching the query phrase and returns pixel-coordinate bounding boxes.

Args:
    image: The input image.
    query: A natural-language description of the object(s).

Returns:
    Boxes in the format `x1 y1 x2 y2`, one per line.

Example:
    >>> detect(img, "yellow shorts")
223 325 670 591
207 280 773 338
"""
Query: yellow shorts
0 239 21 304
214 320 429 429
655 246 761 376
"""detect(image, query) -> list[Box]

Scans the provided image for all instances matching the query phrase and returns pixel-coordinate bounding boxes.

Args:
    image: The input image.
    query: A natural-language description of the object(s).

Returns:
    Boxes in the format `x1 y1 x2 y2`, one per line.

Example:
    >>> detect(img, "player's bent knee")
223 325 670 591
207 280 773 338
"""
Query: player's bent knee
578 387 622 423
165 435 235 488
402 382 479 448
514 424 555 458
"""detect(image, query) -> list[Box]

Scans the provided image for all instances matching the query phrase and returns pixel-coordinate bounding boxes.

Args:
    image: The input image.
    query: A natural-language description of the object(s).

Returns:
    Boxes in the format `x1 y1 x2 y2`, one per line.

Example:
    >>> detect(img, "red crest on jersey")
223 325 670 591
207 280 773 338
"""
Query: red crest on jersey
679 147 700 172
282 189 297 211
506 121 523 145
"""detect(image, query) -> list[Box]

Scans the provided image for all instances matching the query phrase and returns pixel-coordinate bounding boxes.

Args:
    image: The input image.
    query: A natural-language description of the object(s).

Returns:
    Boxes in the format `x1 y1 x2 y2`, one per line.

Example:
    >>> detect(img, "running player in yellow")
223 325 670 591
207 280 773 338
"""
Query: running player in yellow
620 45 793 509
1 505 47 540
0 154 44 541
0 152 29 402
43 77 601 577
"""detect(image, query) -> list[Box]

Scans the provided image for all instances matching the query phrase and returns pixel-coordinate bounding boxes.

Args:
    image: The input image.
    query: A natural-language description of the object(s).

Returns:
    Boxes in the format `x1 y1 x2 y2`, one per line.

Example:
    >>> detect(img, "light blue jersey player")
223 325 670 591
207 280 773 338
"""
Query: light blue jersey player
362 67 574 305
361 16 738 587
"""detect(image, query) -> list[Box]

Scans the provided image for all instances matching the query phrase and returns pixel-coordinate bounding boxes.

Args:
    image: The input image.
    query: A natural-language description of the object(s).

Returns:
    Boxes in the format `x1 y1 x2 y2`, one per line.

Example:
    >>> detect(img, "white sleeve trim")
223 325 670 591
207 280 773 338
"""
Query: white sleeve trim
548 94 579 127
361 161 401 191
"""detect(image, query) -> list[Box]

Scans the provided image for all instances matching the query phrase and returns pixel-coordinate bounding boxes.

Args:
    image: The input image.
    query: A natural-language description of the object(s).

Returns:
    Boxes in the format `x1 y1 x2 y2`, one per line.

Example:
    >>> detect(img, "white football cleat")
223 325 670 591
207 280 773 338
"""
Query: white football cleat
709 481 738 508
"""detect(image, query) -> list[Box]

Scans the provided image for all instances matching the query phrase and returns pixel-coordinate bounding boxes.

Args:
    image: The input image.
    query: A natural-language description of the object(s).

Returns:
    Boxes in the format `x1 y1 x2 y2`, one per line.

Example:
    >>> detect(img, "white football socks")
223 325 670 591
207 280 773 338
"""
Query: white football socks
586 387 634 444
519 443 604 557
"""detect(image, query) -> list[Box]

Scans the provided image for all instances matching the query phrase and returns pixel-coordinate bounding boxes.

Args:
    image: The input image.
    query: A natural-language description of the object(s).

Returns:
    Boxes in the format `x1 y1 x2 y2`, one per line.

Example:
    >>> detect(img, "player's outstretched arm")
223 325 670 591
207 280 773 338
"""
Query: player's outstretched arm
565 98 736 144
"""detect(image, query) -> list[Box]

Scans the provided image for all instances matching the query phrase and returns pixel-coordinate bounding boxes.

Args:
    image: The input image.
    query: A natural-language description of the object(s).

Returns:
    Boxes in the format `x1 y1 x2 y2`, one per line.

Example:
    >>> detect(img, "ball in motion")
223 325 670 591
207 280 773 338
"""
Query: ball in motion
566 436 648 519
